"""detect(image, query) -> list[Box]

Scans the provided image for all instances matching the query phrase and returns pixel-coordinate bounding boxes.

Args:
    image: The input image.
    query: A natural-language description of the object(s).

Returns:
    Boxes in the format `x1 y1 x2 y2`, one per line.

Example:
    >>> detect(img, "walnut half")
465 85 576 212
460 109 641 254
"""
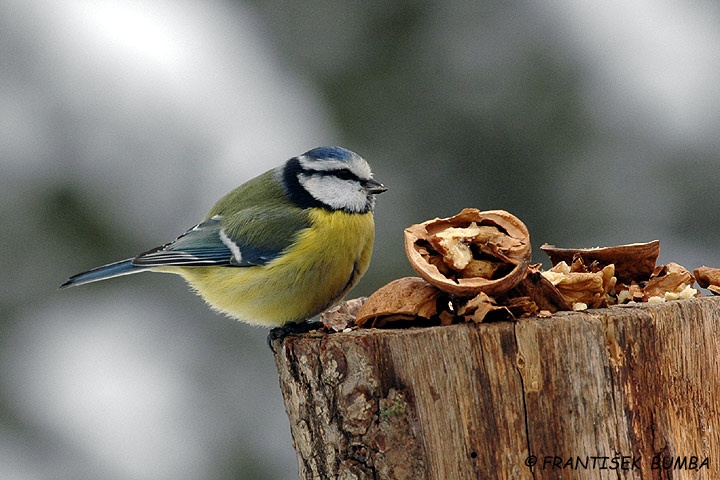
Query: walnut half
540 240 659 284
404 209 532 297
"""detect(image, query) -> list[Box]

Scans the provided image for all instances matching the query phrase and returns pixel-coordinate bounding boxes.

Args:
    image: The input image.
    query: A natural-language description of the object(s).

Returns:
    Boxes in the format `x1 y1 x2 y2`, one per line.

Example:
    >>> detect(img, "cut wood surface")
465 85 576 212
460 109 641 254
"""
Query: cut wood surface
272 296 720 479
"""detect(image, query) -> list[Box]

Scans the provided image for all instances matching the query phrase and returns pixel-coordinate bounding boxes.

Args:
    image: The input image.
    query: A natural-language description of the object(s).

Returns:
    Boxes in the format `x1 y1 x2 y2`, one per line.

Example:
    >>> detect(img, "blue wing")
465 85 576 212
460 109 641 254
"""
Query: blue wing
60 208 310 288
133 216 269 267
133 208 308 268
132 217 234 266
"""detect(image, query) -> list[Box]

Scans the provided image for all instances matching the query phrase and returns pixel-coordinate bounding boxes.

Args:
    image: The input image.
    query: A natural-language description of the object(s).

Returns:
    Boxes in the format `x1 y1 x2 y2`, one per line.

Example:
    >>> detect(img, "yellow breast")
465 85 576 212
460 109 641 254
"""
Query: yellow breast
166 209 375 327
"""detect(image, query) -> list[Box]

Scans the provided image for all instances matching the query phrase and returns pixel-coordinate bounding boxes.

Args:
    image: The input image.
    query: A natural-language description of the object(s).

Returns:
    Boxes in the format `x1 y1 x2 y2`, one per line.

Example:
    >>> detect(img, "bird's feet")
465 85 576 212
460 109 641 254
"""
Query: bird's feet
267 320 323 352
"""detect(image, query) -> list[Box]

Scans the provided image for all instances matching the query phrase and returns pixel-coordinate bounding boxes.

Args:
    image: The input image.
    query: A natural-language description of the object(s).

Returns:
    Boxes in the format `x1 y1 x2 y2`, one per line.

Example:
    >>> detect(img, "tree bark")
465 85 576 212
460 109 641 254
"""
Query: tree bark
272 296 720 479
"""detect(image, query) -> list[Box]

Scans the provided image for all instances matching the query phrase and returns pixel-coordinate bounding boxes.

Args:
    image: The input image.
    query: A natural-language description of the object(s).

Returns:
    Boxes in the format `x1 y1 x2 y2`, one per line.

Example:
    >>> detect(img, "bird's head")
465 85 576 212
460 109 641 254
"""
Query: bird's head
281 146 386 214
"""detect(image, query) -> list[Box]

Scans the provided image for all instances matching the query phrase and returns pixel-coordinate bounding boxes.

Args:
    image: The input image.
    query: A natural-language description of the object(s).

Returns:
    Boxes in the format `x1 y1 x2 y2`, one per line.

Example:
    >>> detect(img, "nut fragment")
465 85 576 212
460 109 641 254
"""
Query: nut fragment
642 262 697 301
541 261 615 309
320 298 368 332
355 277 448 328
456 292 510 323
432 223 484 270
404 209 532 296
694 266 720 295
541 240 659 284
504 265 571 313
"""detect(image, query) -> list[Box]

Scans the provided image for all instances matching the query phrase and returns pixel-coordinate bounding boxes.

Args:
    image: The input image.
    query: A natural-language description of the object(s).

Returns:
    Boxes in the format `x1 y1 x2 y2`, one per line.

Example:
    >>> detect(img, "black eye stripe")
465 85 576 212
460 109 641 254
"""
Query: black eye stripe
306 168 360 182
331 169 359 181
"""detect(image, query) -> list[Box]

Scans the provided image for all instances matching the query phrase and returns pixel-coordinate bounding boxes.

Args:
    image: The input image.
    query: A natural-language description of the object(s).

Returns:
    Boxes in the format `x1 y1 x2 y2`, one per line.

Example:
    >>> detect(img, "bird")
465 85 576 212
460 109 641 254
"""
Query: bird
60 146 386 328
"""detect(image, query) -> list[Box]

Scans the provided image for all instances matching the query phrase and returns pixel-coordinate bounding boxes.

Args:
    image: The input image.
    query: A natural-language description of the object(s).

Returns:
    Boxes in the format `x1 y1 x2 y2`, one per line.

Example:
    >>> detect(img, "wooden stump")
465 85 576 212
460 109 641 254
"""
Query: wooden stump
272 296 720 479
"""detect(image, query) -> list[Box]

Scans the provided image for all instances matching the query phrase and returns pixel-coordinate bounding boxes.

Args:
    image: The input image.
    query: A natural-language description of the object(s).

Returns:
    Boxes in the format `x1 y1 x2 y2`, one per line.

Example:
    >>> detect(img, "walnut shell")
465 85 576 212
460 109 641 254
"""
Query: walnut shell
456 292 510 323
404 209 532 297
540 240 660 284
694 266 720 295
355 277 447 328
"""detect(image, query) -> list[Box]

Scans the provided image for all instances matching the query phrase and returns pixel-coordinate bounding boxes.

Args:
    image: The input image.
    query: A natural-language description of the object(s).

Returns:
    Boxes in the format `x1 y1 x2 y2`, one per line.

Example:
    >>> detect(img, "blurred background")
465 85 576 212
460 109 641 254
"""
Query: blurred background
2 1 719 478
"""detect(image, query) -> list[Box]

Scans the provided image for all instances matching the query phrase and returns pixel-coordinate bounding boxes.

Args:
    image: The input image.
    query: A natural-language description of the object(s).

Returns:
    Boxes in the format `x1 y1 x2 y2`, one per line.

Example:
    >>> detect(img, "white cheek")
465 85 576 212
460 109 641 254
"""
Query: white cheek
298 175 368 212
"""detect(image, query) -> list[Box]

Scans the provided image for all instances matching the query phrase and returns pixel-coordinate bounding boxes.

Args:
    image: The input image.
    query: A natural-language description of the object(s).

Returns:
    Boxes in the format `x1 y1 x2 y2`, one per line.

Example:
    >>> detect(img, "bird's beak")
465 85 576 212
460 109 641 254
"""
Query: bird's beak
363 178 387 194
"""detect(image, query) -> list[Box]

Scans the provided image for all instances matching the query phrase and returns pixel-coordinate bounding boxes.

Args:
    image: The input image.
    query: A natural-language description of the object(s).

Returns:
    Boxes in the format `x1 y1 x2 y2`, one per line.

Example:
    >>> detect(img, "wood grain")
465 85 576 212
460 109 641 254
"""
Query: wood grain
273 296 720 479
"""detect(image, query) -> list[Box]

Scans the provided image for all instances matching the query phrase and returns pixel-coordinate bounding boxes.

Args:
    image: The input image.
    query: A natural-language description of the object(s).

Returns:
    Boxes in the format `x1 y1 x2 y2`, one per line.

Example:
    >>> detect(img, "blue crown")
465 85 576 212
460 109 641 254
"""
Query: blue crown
304 146 353 162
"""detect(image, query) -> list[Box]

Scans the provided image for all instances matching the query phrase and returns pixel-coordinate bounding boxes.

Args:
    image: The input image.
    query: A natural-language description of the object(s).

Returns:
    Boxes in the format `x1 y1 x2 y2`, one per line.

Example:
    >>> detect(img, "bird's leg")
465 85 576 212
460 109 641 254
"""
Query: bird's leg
267 320 323 352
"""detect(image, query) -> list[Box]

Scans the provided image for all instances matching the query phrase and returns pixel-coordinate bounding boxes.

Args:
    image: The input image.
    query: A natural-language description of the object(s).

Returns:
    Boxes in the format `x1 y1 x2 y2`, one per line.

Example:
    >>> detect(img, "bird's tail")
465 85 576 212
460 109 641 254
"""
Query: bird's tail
59 259 150 289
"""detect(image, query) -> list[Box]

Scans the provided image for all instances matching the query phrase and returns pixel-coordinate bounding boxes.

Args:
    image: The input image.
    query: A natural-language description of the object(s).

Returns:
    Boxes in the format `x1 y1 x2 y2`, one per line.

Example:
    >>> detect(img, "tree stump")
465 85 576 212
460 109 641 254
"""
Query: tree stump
272 296 720 479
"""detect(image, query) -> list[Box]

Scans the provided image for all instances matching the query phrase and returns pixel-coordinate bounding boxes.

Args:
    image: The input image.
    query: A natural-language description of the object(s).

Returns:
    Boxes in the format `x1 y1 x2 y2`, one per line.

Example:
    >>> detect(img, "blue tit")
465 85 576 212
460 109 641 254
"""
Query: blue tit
60 146 386 327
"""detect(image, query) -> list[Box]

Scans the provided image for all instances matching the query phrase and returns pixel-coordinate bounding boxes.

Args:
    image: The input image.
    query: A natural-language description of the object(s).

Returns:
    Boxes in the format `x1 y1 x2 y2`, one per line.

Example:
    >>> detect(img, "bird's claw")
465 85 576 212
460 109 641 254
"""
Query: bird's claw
267 320 323 352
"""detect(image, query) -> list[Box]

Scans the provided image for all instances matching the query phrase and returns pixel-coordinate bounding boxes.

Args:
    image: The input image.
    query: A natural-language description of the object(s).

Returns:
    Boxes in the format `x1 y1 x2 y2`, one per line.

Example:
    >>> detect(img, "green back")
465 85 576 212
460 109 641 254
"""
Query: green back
204 169 312 264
